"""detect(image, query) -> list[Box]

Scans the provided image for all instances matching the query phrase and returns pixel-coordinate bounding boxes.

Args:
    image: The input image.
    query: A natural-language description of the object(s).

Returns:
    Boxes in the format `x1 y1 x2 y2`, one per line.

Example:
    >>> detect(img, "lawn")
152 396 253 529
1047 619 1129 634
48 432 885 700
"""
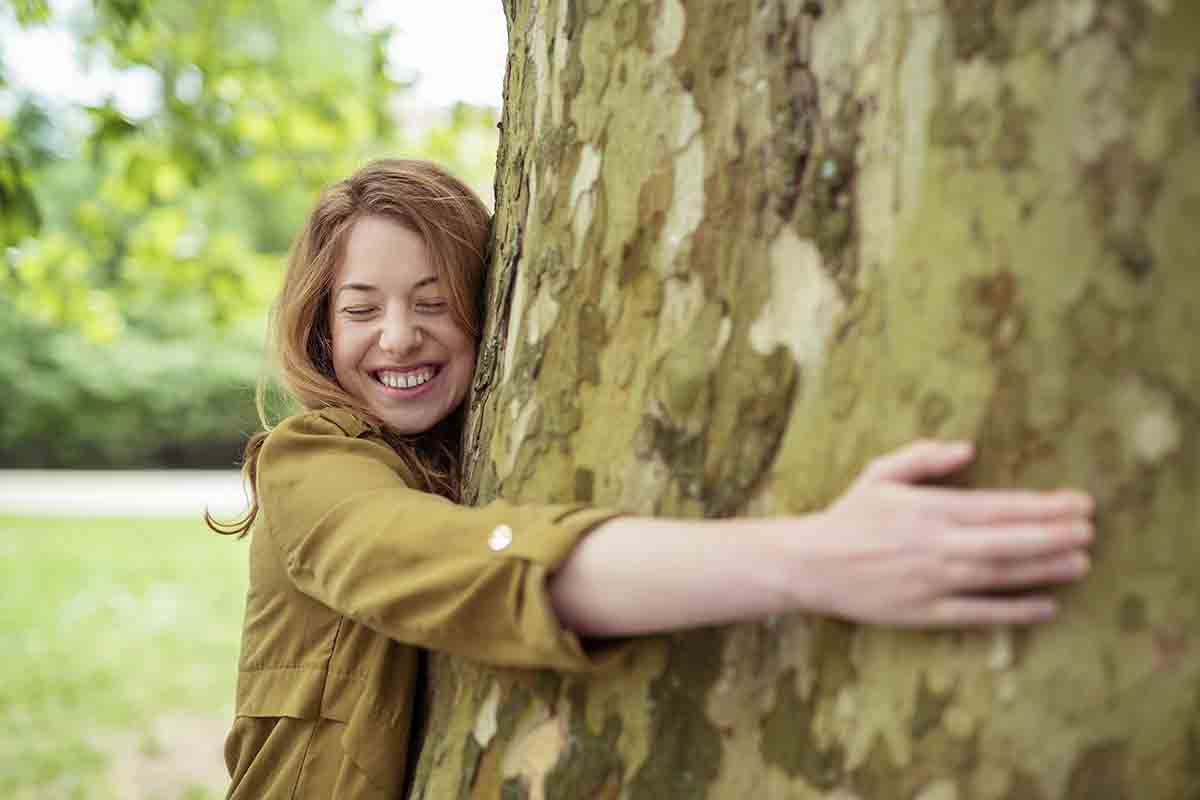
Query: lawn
0 516 248 799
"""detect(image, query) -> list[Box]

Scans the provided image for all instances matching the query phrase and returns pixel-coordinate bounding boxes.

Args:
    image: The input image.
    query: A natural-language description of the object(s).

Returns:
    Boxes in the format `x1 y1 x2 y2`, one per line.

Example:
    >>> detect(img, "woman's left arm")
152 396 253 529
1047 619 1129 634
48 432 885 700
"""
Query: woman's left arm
550 440 1094 635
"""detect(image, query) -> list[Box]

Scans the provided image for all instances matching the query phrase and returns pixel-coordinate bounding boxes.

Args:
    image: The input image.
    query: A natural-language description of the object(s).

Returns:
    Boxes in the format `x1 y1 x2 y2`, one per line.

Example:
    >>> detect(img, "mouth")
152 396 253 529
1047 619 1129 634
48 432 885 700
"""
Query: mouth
372 364 442 395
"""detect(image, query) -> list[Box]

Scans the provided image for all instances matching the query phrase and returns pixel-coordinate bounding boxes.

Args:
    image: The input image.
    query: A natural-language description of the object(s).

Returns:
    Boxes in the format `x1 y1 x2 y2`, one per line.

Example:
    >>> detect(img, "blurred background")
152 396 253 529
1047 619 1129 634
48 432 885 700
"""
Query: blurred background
0 0 505 796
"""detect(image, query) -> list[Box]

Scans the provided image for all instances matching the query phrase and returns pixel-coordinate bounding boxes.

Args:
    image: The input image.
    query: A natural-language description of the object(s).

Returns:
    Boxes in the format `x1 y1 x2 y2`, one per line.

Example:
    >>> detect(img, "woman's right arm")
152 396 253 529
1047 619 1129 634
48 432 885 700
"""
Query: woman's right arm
549 439 1095 636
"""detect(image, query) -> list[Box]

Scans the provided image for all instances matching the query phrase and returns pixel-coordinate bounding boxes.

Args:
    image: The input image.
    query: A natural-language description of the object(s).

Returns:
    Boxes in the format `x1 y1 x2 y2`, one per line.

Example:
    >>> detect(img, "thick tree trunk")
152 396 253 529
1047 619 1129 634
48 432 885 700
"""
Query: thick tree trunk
409 2 1199 797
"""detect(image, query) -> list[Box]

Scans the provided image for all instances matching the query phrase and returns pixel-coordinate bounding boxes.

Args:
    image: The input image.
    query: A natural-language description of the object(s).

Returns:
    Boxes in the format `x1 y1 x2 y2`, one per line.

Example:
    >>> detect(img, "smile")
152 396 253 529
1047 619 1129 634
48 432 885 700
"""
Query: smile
373 366 439 391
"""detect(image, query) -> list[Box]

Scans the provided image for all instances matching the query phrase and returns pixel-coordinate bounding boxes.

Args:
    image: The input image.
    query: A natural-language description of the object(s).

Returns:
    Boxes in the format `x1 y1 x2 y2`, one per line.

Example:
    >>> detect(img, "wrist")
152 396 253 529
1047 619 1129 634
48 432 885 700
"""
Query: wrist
758 512 839 620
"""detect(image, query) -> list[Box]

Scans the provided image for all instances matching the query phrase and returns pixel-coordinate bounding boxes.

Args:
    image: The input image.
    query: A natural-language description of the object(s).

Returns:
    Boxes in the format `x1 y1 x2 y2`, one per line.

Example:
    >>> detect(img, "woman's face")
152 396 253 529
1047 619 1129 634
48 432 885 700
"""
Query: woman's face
328 215 476 435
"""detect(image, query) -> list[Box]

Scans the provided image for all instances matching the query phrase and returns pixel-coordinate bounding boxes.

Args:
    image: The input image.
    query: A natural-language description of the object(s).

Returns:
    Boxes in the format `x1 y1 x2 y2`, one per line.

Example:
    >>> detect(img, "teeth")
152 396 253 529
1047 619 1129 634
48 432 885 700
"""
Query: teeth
378 367 434 389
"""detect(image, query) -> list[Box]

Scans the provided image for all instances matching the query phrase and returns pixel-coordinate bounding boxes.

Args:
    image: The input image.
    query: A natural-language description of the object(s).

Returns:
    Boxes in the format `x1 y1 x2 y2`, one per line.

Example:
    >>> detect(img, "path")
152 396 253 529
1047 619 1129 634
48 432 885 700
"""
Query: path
0 470 245 517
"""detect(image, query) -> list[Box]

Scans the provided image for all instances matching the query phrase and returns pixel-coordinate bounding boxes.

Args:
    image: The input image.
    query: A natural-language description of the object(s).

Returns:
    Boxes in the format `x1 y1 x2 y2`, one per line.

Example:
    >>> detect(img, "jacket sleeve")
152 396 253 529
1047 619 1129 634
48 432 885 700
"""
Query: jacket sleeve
257 410 627 672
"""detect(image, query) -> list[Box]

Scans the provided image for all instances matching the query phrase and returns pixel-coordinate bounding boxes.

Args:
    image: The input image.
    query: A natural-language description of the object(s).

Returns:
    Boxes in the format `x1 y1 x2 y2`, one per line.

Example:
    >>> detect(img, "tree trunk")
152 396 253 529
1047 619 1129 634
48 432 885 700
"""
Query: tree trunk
409 2 1200 797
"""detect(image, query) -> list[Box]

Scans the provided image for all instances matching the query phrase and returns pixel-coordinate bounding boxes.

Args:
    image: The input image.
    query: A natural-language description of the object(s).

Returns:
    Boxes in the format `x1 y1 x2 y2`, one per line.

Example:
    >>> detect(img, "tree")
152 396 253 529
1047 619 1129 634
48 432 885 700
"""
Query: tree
411 2 1199 797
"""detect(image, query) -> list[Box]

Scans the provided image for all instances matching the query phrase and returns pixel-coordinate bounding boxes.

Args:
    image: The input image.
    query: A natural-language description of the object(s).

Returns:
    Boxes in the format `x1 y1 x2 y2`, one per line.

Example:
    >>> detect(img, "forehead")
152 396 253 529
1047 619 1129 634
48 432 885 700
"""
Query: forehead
336 215 434 288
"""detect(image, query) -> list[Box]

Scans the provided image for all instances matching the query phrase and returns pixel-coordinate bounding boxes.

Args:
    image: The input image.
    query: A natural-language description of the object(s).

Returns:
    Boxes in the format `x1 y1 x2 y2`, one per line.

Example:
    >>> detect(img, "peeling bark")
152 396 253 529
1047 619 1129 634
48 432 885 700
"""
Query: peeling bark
410 2 1200 798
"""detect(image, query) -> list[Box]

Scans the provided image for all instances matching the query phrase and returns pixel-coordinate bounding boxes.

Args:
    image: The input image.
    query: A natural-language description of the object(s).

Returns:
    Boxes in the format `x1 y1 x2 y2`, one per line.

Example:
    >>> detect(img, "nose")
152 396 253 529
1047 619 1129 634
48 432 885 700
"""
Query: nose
378 309 423 355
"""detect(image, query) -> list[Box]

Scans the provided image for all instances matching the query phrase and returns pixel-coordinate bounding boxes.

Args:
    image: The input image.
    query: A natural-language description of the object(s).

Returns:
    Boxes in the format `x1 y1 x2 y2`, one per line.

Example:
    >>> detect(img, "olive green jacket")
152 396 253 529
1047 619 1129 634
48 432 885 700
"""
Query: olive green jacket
224 408 624 798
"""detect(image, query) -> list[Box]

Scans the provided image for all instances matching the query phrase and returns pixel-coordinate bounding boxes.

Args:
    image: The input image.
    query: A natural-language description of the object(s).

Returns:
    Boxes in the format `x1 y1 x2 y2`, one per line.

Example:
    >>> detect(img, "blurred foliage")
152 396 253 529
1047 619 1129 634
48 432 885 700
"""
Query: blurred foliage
11 0 50 25
0 292 265 467
0 0 500 467
0 71 55 249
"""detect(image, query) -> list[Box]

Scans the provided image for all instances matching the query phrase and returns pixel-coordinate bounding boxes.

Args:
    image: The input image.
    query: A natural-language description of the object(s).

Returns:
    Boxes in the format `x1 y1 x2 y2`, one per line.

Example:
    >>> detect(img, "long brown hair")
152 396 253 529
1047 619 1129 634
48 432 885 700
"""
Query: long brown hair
208 159 491 536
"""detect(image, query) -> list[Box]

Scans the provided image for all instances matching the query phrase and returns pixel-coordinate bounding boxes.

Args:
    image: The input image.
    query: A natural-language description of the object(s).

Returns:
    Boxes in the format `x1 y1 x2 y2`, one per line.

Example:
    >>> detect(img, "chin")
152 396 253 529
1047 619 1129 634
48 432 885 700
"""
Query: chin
383 404 461 437
383 416 438 436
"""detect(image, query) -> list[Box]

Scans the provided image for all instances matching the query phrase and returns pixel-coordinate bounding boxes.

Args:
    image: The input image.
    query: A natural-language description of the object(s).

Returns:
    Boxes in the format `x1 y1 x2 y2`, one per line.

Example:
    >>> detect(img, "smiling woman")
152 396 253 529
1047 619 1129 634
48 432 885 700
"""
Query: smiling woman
330 217 478 435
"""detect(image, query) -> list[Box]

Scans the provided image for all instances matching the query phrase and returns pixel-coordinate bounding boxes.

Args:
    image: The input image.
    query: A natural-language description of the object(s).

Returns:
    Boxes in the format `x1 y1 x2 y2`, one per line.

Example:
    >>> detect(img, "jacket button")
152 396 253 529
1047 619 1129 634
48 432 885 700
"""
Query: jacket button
488 524 514 551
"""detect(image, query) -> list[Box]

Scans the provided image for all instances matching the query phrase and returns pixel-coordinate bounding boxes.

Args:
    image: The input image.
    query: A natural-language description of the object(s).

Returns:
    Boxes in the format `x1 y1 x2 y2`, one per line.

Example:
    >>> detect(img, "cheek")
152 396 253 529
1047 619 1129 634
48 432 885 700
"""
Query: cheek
436 321 476 365
447 335 477 390
458 341 478 376
330 325 365 375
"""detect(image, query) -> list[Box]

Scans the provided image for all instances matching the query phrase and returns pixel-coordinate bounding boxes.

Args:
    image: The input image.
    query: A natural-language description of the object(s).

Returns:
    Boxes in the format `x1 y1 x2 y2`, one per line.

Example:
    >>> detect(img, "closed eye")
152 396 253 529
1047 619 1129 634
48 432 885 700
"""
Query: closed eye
341 306 376 316
416 301 447 313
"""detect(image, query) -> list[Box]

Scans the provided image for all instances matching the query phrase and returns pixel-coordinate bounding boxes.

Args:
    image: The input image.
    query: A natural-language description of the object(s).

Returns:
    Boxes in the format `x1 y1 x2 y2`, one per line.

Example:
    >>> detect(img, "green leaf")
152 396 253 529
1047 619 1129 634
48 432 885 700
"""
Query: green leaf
12 0 51 26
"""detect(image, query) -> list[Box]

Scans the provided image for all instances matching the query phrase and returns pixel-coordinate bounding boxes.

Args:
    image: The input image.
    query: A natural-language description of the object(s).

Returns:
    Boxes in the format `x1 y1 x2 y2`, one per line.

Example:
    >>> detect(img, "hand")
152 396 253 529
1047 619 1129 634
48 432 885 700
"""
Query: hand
791 439 1095 627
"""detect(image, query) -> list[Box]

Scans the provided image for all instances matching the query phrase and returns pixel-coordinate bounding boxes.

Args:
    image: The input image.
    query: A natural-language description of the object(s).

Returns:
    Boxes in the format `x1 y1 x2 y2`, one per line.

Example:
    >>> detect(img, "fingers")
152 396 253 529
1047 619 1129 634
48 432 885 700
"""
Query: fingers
926 595 1059 627
919 487 1094 525
862 439 974 484
862 440 1095 526
943 550 1091 593
942 520 1093 560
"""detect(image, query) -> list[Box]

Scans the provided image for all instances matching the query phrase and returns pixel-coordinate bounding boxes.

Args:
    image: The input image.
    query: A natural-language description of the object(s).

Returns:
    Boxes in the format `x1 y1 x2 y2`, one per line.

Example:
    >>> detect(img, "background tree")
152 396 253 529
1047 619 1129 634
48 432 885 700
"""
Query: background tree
411 2 1199 798
0 0 498 467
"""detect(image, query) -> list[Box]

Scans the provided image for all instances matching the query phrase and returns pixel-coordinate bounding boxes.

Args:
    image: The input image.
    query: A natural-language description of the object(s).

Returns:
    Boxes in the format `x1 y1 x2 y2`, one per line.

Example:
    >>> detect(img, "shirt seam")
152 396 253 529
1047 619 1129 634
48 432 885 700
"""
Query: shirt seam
288 615 345 799
289 718 321 799
238 663 371 678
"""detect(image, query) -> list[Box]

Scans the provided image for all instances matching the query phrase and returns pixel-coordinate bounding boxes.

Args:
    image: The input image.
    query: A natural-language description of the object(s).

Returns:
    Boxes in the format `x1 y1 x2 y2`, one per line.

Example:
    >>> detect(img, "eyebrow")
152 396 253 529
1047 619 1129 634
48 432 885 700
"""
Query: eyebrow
334 276 439 298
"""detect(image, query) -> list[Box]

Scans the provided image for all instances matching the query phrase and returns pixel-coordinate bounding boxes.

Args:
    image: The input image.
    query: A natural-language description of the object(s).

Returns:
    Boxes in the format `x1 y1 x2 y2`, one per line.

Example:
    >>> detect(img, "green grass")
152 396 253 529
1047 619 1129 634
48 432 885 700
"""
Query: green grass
0 516 248 797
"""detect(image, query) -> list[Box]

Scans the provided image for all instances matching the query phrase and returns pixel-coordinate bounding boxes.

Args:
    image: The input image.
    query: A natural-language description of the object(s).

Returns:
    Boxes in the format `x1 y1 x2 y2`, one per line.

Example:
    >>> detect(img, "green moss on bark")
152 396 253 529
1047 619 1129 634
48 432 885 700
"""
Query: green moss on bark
627 630 725 800
760 667 845 789
543 705 623 799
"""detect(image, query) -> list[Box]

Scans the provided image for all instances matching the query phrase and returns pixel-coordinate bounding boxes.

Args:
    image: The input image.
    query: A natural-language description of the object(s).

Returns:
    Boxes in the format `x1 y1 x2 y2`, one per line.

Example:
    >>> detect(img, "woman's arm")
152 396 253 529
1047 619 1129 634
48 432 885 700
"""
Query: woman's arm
550 440 1095 636
259 409 628 670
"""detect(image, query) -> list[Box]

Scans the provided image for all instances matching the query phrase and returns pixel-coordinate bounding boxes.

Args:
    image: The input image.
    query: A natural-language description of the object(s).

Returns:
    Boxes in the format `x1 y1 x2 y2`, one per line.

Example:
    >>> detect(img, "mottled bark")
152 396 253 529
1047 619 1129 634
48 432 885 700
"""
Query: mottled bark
409 2 1199 798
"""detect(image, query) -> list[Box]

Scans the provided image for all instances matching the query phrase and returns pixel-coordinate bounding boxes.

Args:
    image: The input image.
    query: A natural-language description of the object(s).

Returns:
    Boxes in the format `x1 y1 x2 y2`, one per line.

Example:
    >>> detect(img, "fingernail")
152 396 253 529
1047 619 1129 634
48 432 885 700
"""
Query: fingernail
1073 521 1093 540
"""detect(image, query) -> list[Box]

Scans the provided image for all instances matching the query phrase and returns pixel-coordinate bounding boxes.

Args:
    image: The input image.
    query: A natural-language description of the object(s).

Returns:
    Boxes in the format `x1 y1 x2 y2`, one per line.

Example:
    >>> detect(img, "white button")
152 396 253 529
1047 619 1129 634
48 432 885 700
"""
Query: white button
488 524 514 551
